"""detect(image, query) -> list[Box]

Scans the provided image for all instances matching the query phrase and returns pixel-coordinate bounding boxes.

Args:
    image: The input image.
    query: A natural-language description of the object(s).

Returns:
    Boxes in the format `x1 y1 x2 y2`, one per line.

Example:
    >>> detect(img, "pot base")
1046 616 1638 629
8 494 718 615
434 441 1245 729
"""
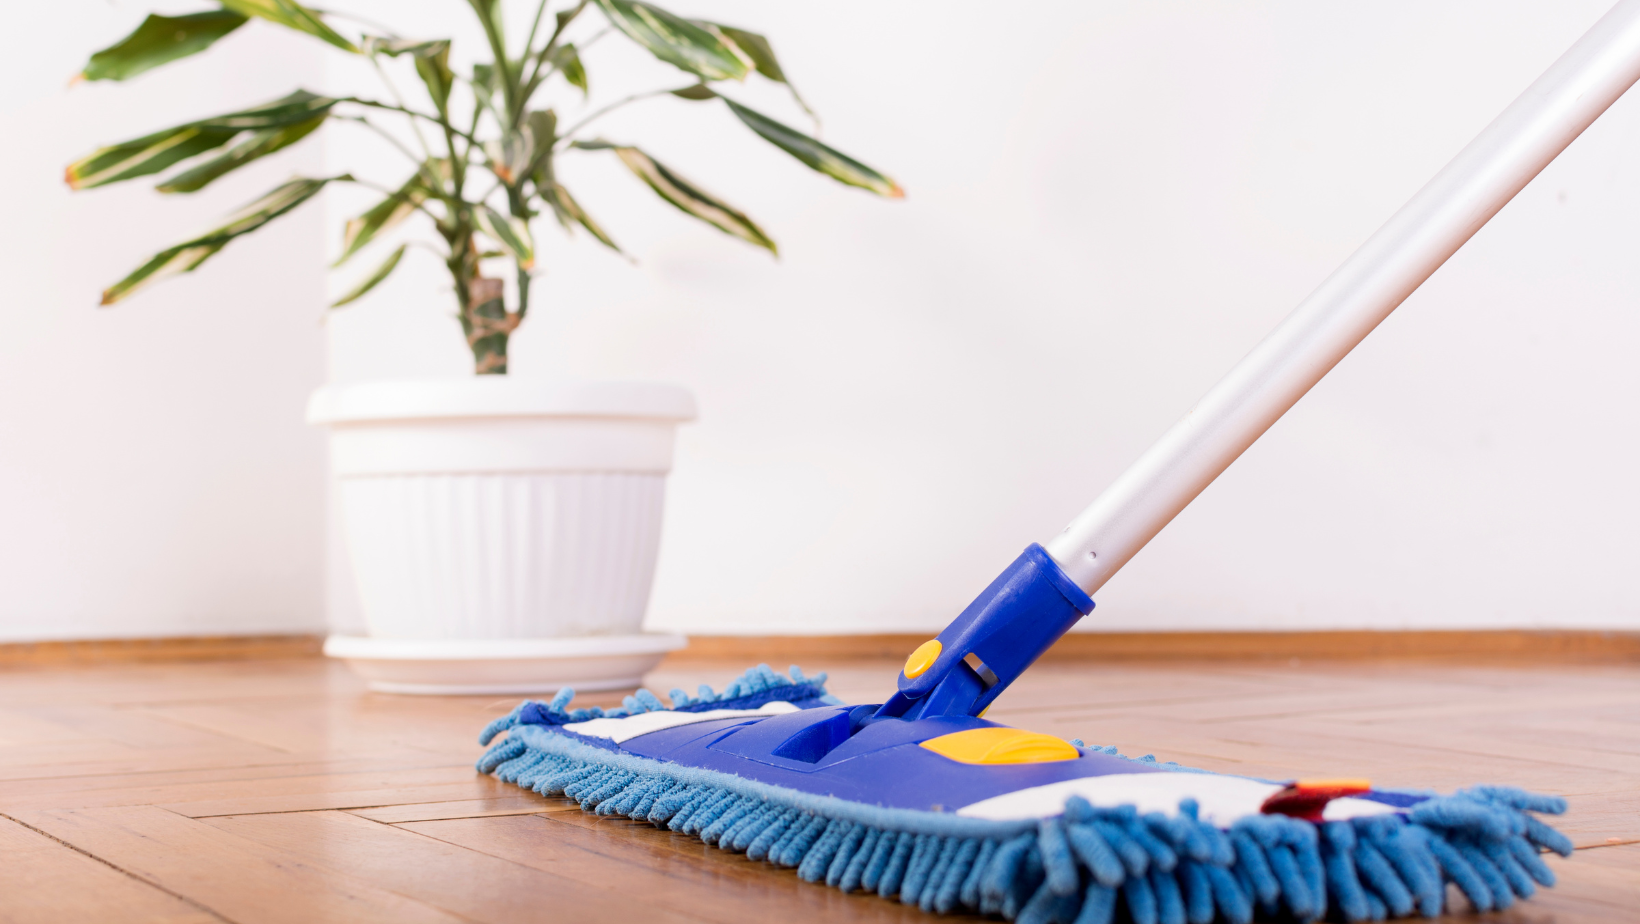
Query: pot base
323 633 688 695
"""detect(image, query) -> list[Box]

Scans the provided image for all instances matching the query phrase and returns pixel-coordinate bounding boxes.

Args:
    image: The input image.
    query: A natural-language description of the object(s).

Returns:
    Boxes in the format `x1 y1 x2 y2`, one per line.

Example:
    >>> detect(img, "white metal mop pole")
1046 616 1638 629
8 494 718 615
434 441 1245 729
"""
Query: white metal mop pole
1044 0 1640 595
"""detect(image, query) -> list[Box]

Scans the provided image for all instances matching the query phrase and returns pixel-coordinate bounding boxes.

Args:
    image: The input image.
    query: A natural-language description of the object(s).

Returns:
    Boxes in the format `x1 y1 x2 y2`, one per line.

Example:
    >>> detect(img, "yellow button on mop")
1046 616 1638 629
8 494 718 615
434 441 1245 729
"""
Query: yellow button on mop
902 639 941 678
919 727 1079 764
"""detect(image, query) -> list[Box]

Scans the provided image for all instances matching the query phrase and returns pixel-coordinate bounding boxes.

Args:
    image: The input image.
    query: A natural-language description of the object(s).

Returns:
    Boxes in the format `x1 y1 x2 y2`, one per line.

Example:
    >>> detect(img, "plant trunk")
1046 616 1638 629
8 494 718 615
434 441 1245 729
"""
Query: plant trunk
462 277 514 374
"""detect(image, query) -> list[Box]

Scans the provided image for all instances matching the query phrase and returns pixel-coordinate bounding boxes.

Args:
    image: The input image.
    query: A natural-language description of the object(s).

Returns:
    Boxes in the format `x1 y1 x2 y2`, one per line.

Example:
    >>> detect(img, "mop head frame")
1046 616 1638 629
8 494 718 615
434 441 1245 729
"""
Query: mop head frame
477 665 1573 924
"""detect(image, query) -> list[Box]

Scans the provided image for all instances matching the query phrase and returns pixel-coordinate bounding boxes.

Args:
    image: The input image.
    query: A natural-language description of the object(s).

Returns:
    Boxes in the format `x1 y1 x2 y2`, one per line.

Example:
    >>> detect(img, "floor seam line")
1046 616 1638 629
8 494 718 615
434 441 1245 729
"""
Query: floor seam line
0 810 235 924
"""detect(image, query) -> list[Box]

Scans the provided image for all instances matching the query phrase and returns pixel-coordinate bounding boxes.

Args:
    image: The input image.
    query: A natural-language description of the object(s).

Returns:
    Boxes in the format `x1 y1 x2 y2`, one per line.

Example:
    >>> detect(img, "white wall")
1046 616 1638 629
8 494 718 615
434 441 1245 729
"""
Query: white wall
6 2 1638 642
326 0 1640 635
0 5 329 641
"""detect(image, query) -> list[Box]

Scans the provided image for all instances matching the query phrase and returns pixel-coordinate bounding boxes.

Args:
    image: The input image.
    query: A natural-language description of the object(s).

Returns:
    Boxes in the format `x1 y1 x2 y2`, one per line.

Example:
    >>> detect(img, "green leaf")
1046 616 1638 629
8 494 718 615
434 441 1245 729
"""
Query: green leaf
217 0 359 53
553 43 588 96
101 175 344 305
474 205 535 270
331 244 406 307
555 5 586 35
363 37 453 115
722 99 902 197
335 174 430 267
80 10 249 82
593 0 747 82
66 90 338 190
155 113 326 193
711 26 783 83
540 182 621 253
670 84 717 101
66 126 238 191
710 25 815 118
606 145 775 254
487 128 537 186
524 109 559 183
472 63 501 117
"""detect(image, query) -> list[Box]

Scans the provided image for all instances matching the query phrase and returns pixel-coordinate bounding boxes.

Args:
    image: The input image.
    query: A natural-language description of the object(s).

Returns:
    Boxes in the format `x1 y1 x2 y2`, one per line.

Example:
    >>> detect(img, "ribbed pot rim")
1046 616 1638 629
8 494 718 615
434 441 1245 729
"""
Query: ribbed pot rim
308 377 697 425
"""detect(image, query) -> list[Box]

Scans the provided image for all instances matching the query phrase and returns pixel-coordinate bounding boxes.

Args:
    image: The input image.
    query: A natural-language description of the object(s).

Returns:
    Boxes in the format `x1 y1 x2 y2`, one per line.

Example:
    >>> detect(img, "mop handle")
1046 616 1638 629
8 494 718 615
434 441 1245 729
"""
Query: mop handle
1043 0 1640 596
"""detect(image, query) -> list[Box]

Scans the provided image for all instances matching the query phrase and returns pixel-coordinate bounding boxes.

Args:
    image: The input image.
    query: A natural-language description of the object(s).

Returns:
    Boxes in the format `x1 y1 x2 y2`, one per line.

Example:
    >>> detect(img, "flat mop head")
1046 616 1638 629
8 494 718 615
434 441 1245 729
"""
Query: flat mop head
477 663 1571 923
476 547 1570 922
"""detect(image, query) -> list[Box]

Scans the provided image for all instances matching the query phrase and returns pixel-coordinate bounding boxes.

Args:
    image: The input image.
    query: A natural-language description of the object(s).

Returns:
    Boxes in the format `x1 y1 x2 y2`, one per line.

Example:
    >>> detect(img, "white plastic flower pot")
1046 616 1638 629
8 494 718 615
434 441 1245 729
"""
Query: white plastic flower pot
307 378 693 694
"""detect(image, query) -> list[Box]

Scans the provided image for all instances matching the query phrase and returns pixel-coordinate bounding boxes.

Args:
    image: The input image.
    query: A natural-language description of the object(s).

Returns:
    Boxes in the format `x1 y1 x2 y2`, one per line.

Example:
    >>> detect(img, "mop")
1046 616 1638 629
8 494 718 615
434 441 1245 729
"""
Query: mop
477 4 1640 920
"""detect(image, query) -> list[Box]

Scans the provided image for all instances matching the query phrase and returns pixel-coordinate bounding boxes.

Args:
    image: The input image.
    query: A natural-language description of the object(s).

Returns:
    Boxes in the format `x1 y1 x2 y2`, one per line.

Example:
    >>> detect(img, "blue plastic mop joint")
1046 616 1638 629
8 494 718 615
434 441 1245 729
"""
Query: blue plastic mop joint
876 543 1093 722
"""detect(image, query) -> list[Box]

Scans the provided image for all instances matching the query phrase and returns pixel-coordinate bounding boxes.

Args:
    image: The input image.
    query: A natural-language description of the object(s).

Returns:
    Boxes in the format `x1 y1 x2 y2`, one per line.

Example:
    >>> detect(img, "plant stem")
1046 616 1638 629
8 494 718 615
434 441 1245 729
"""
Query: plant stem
364 60 436 161
338 116 426 169
341 98 478 144
307 6 400 37
519 0 589 119
503 182 536 322
521 0 551 64
338 176 447 228
576 25 614 53
555 89 669 145
468 0 520 127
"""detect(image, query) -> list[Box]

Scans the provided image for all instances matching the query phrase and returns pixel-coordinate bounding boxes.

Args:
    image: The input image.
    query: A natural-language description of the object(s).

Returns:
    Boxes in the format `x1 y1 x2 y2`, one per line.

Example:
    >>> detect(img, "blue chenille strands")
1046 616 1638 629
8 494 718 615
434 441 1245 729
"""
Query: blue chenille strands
476 667 1573 923
478 664 839 746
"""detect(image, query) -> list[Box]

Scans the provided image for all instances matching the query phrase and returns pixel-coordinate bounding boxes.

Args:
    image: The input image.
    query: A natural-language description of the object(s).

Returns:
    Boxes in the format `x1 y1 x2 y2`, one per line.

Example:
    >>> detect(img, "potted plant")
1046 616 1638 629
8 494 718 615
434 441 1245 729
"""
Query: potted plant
69 0 899 693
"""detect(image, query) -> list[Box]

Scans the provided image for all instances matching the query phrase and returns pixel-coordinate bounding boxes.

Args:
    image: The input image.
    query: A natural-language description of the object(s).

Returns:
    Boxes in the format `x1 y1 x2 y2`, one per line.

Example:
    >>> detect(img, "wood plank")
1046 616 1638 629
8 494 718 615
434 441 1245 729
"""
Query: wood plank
5 629 1636 668
0 636 322 666
347 794 574 824
13 805 465 924
162 779 512 818
399 811 941 923
0 659 347 708
2 764 487 814
134 694 515 758
667 630 1640 664
206 809 727 924
0 652 1633 921
0 750 463 792
1519 845 1640 915
0 816 220 924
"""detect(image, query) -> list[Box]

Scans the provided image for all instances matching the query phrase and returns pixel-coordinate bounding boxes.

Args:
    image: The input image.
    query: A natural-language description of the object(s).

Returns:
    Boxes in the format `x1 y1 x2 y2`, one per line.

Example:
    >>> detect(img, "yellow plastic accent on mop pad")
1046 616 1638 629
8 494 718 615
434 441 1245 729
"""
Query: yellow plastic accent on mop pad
920 727 1080 764
903 639 942 678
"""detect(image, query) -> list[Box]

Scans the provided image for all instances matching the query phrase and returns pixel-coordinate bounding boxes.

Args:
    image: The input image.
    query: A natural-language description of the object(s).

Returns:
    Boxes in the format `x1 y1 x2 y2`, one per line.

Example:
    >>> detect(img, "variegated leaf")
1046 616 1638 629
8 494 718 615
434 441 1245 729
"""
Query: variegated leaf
335 174 429 266
101 175 344 305
541 182 621 253
713 26 783 83
156 115 326 193
710 24 814 117
80 10 248 82
363 37 453 114
331 244 406 307
553 43 588 96
607 145 775 253
66 90 338 190
489 129 535 185
723 99 902 197
474 205 535 270
593 0 747 82
66 127 238 191
218 0 358 53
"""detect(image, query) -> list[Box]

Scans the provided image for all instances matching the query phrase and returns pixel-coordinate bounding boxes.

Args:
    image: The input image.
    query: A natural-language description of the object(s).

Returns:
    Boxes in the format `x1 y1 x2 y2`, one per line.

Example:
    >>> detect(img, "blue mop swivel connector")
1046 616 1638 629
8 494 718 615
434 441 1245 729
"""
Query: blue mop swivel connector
875 543 1093 721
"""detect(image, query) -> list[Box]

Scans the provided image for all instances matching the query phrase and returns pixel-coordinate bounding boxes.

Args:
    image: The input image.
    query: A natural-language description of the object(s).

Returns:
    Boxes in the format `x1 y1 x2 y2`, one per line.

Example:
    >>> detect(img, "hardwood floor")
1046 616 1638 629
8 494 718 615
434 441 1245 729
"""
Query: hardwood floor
0 654 1634 922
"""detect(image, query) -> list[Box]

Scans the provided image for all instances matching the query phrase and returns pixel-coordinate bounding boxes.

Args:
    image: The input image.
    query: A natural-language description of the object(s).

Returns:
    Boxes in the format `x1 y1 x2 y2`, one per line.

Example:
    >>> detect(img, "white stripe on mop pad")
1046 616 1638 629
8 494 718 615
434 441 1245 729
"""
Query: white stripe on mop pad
564 700 800 744
956 773 1399 825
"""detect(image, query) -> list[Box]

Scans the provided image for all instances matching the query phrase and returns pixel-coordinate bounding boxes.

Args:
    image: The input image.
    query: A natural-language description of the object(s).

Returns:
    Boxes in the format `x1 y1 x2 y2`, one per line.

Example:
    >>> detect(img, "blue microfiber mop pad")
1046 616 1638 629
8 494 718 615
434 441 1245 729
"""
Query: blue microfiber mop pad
477 664 1573 923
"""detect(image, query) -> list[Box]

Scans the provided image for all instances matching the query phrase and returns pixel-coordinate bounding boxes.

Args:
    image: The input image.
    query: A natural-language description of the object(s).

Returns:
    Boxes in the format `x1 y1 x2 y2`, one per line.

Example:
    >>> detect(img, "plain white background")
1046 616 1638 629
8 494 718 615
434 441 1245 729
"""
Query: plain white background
0 6 327 642
4 1 1637 641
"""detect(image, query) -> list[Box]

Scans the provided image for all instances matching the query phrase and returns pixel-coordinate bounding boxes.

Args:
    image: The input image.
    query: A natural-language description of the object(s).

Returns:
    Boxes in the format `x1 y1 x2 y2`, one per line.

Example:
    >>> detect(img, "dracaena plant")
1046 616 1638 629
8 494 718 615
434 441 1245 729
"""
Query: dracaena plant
68 0 901 374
